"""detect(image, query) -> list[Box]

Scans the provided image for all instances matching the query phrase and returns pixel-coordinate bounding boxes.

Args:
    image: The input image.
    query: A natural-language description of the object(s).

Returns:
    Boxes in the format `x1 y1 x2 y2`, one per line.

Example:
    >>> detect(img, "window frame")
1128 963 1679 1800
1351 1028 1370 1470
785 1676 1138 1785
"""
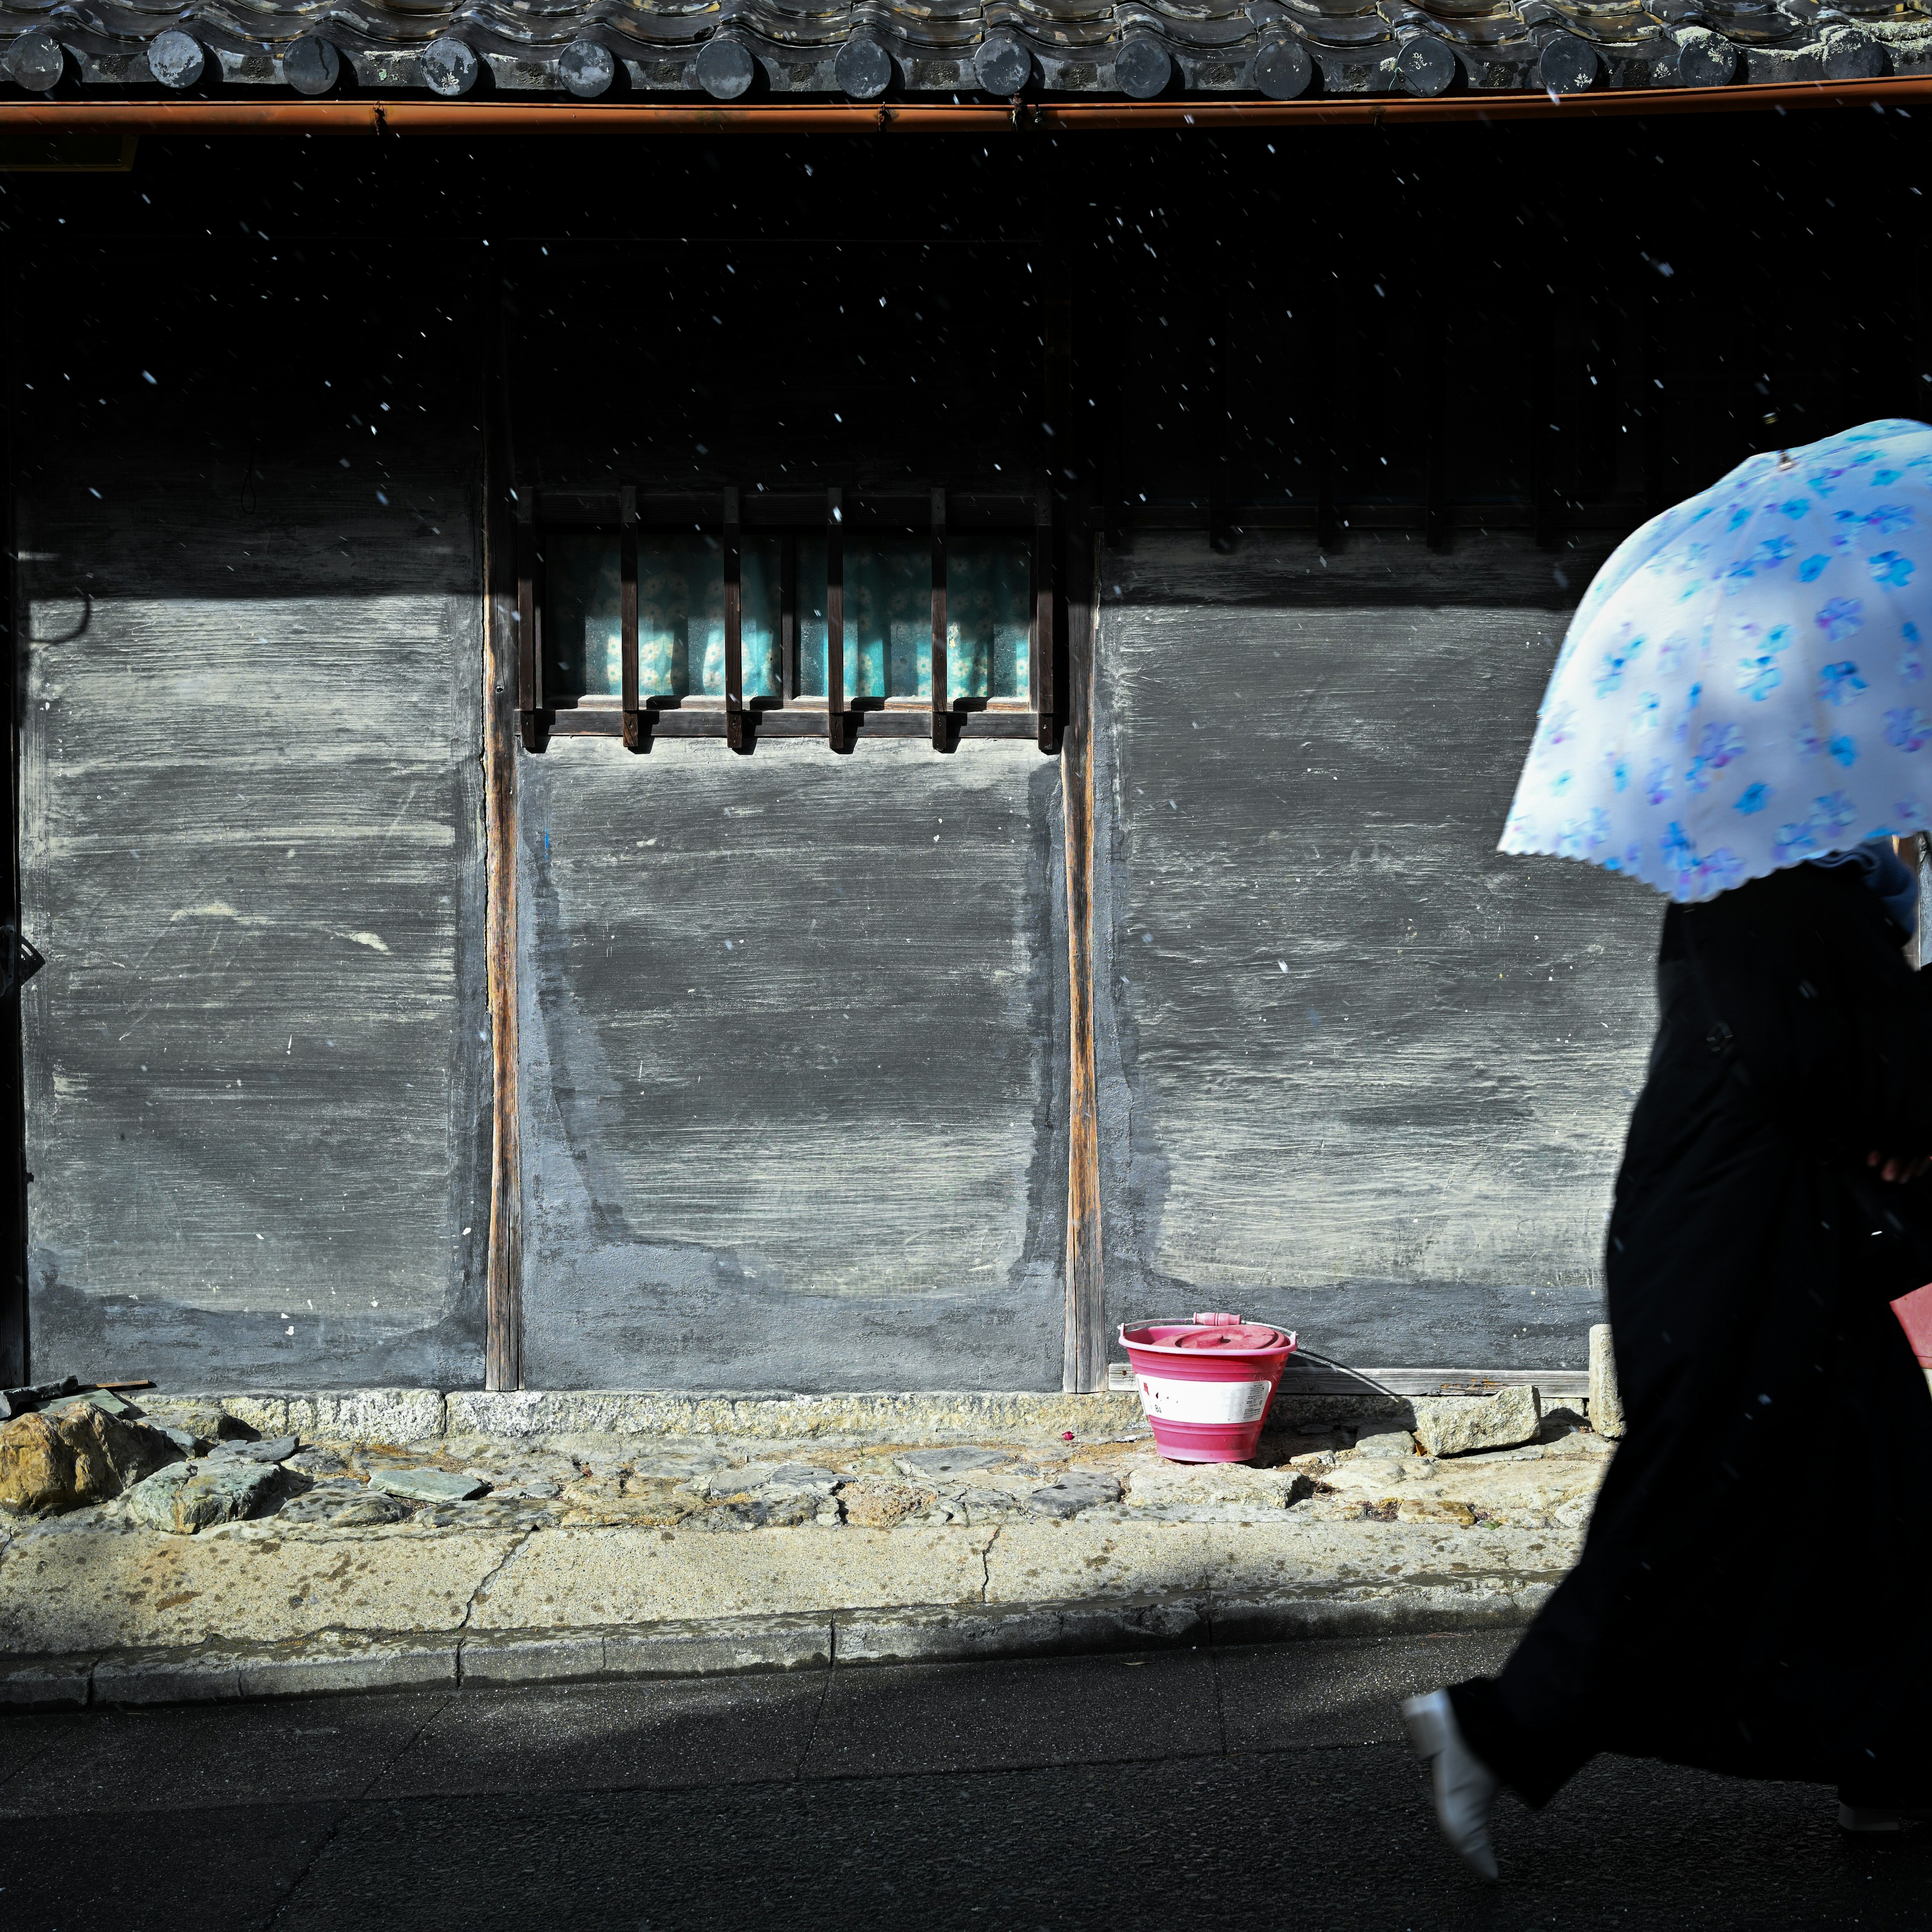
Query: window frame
520 485 1055 756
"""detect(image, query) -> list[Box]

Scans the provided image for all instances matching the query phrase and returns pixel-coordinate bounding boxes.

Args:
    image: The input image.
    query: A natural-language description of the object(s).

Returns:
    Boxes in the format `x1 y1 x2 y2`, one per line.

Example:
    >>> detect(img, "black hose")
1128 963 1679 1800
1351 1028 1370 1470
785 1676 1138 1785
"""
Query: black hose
1285 1346 1406 1407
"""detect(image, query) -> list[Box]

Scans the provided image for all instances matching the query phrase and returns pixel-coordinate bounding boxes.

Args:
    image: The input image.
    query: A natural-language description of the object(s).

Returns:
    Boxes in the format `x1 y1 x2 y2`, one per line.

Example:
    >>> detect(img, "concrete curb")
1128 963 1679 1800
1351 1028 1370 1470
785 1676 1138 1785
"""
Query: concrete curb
0 1582 1551 1712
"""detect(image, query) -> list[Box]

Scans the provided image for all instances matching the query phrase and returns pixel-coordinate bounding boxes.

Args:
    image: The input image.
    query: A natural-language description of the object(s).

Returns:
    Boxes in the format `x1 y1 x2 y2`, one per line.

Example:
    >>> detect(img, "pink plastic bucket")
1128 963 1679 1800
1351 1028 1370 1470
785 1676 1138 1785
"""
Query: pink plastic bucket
1120 1312 1299 1463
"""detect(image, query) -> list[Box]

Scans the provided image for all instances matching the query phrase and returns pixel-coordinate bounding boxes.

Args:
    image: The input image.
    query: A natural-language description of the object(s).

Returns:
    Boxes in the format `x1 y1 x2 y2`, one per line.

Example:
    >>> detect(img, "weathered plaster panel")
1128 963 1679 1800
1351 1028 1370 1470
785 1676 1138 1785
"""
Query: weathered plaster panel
1094 532 1656 1369
19 464 490 1387
517 734 1066 1391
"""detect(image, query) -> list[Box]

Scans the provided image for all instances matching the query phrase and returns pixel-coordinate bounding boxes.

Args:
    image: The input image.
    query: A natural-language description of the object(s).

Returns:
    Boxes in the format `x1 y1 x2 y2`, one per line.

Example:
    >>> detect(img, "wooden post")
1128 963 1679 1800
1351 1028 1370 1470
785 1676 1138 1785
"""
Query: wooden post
482 283 523 1393
1045 154 1105 1394
1061 504 1103 1394
0 260 25 1387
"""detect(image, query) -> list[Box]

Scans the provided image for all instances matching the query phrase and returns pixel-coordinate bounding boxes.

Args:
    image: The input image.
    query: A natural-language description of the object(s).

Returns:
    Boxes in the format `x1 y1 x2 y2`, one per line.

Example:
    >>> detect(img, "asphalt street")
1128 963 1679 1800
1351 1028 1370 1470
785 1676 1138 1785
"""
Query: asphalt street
2 1630 1927 1931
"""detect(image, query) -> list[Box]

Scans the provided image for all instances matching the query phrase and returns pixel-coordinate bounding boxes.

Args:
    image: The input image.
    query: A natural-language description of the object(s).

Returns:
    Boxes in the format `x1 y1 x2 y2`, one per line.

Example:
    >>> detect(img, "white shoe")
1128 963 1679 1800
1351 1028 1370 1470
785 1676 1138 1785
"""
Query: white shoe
1402 1688 1501 1881
1838 1802 1932 1832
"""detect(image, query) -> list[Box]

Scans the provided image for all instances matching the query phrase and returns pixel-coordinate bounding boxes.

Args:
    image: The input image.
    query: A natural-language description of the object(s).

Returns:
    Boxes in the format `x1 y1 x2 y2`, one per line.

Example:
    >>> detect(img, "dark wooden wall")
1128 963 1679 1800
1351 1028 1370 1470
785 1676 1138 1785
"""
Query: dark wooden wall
517 738 1066 1390
1092 532 1654 1367
12 246 492 1389
1 114 1923 1389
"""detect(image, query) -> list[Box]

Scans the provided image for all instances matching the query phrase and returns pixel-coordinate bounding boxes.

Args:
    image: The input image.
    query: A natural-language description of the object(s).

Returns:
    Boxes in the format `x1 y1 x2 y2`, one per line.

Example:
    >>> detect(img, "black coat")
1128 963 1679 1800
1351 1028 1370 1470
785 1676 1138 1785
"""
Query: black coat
1459 860 1932 1805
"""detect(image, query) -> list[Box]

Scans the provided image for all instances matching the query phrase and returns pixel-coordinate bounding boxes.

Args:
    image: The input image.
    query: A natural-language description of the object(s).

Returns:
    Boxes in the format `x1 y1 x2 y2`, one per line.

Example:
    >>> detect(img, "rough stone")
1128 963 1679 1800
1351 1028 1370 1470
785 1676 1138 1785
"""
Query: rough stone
136 1400 237 1445
0 1404 178 1516
836 1480 927 1528
286 1447 346 1475
276 1480 413 1527
1351 1425 1419 1456
1026 1475 1122 1519
895 1446 1012 1479
67 1387 134 1416
698 1462 839 1498
1124 1461 1304 1513
125 1458 281 1535
367 1466 487 1504
1589 1325 1626 1439
1410 1387 1541 1459
231 1435 299 1464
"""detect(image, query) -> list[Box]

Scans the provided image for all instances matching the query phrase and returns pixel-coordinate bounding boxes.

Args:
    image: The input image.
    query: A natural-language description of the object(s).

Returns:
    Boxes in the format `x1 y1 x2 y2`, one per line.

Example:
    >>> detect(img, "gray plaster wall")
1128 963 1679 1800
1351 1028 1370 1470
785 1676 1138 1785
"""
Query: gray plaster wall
19 452 490 1387
518 734 1066 1391
1094 532 1657 1371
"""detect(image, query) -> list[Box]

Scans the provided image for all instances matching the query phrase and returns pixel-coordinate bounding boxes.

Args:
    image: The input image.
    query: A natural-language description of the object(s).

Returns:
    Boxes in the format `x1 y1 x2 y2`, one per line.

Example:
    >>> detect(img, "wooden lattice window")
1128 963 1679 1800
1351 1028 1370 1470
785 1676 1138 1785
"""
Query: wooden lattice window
519 486 1055 755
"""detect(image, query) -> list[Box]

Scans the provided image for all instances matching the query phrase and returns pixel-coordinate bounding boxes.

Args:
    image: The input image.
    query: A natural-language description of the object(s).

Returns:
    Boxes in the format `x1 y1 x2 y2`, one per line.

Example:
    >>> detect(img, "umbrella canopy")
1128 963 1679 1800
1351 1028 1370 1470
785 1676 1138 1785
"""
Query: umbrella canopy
1501 419 1932 902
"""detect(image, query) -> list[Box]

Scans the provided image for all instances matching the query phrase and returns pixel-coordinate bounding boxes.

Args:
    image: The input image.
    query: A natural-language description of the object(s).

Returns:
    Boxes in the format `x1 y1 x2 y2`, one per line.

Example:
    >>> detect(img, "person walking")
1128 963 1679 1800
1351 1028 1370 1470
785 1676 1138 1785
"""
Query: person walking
1406 422 1932 1877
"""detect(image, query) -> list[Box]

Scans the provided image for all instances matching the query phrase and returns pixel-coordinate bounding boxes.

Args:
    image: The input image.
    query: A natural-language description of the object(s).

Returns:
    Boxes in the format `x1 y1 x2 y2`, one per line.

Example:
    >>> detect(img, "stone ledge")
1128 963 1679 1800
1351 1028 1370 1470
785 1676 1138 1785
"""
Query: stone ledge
133 1383 1584 1450
0 1582 1548 1713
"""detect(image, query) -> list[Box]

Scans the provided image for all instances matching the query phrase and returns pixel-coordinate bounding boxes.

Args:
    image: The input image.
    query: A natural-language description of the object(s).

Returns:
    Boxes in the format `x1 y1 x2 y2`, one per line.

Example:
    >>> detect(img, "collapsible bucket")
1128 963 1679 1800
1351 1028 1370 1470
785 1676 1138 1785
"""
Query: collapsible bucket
1120 1313 1299 1463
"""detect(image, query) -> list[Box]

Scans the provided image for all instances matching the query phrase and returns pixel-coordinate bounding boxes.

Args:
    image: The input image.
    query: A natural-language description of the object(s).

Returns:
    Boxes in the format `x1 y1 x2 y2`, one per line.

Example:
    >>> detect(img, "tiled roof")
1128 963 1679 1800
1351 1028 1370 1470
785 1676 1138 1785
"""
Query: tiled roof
3 0 1927 101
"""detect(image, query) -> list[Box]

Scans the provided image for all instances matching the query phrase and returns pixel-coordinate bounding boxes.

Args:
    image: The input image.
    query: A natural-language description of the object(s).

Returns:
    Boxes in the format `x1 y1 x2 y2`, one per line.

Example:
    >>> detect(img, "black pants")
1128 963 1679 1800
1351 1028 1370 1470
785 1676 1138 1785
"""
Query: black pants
1447 1675 1932 1812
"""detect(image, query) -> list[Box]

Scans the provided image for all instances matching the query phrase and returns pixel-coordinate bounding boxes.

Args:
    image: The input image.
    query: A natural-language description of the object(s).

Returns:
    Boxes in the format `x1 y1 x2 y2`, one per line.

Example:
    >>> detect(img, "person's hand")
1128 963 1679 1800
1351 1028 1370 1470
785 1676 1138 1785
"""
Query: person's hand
1868 1150 1932 1184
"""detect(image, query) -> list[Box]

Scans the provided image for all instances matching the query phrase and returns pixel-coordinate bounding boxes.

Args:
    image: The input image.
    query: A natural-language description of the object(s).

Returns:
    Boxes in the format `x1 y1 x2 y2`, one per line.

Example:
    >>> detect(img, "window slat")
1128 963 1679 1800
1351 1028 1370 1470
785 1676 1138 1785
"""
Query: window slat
620 485 641 753
930 486 948 753
827 487 847 755
723 487 745 754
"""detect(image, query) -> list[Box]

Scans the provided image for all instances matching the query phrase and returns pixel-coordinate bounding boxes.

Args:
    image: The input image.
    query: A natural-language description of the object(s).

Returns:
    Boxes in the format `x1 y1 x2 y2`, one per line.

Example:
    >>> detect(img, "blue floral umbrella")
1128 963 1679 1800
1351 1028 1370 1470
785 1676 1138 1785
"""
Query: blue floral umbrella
1502 419 1932 902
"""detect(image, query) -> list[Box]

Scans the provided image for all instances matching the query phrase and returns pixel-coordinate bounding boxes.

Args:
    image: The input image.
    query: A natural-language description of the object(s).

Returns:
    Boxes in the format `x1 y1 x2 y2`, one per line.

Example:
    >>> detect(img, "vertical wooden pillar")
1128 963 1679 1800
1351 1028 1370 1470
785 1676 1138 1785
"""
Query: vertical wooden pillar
481 281 523 1393
0 261 26 1387
1061 501 1102 1394
1045 146 1105 1395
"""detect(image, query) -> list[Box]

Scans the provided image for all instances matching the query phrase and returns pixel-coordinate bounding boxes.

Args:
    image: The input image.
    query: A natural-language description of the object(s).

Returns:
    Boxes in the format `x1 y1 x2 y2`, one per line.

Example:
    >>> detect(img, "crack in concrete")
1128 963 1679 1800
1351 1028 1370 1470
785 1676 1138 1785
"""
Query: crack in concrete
978 1524 1001 1604
794 1620 836 1780
455 1529 535 1644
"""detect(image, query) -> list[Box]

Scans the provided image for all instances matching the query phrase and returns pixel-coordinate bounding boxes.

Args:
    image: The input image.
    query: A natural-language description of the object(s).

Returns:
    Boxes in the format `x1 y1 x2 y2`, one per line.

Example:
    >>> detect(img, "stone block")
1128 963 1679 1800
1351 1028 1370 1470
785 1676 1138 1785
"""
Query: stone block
303 1389 446 1444
1025 1474 1122 1519
837 1480 927 1528
1589 1325 1626 1439
94 1649 245 1705
835 1602 1063 1665
1124 1461 1299 1512
125 1458 280 1534
1410 1387 1541 1459
1352 1425 1419 1456
0 1652 94 1709
0 1404 178 1516
602 1613 833 1678
448 1388 1146 1444
460 1631 608 1685
135 1400 235 1444
236 1634 457 1699
367 1466 485 1504
212 1394 293 1437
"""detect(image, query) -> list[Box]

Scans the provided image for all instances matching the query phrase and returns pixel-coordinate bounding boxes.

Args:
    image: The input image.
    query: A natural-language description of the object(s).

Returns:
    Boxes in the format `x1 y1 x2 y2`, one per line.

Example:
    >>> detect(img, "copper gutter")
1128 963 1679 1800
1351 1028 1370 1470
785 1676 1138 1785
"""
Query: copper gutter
0 74 1926 132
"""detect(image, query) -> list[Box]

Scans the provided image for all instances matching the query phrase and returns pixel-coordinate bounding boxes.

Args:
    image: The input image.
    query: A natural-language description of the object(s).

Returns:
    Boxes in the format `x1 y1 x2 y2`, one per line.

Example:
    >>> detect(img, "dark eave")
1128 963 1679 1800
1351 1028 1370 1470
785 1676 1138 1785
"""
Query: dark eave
3 0 1930 108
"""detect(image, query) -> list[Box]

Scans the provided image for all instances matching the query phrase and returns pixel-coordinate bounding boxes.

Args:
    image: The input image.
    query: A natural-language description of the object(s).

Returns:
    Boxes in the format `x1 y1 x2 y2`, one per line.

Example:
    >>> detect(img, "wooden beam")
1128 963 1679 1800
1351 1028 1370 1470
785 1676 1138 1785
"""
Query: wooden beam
482 282 524 1394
